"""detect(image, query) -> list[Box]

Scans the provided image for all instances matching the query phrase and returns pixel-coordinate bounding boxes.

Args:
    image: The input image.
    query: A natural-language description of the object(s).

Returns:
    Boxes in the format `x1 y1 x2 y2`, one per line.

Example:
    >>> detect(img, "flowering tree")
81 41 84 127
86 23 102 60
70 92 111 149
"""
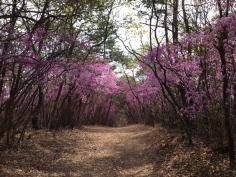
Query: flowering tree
122 9 236 167
0 0 118 145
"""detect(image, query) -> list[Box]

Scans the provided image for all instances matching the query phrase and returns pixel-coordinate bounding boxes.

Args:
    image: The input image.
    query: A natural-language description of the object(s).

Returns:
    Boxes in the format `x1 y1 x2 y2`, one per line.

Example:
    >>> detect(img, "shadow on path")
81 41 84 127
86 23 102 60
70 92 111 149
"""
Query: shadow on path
0 125 159 177
2 125 232 177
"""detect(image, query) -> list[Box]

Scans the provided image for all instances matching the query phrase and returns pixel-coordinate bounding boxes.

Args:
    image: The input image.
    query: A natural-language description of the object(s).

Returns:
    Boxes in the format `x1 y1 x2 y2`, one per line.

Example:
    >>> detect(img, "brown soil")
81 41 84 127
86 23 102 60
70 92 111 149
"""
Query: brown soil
0 125 235 177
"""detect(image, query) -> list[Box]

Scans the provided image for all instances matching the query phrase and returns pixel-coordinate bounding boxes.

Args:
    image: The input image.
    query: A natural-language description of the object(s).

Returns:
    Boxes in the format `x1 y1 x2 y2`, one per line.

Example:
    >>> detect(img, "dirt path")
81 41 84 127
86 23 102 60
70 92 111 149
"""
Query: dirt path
73 125 157 177
1 125 234 177
0 125 158 177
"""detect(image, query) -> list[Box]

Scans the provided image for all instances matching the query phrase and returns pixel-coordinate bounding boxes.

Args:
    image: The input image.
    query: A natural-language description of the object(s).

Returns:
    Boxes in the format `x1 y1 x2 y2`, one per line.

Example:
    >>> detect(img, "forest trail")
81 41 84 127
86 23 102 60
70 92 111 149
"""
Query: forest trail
1 125 234 177
71 125 157 177
0 125 159 177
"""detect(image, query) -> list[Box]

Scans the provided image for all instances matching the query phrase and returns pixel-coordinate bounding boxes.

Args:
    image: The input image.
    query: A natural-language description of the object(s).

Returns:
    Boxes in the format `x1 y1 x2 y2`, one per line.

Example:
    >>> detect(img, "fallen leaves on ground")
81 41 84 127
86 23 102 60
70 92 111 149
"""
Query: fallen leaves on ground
0 125 235 177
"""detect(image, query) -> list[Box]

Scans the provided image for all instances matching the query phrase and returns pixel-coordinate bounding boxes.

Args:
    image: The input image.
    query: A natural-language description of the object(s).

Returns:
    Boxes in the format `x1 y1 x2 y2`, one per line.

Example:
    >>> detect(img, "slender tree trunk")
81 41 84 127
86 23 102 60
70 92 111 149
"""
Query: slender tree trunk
172 0 179 43
218 31 235 168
